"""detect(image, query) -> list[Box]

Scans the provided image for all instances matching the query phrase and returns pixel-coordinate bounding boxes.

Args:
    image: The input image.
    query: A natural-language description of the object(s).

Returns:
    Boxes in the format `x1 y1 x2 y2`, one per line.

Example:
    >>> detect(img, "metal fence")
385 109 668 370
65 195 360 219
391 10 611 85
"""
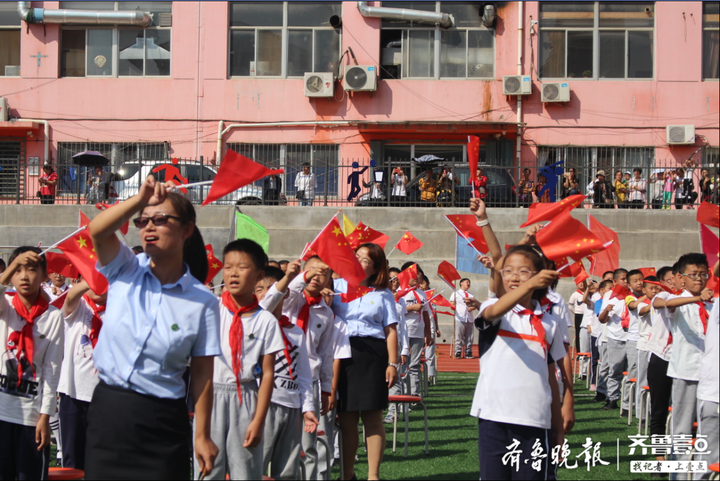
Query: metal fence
1 154 718 209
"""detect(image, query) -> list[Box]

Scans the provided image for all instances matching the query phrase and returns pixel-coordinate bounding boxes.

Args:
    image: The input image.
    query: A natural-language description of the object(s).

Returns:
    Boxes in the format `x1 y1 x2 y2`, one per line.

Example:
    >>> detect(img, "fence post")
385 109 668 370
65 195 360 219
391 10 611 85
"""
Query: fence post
515 163 520 208
199 156 204 205
15 156 21 204
387 158 392 207
324 156 329 206
76 165 81 205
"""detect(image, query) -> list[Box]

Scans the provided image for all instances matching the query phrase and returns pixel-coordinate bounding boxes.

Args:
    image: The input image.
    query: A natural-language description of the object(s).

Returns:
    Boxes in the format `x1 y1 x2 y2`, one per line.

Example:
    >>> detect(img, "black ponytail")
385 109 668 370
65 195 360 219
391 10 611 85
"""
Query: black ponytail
166 192 208 284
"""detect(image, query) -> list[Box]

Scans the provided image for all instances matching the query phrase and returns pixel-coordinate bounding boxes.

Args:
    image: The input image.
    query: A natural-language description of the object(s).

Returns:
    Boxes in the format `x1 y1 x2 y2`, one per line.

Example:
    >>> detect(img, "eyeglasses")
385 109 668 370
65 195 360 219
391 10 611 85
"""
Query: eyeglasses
681 273 710 281
357 257 374 267
133 214 182 228
499 269 536 281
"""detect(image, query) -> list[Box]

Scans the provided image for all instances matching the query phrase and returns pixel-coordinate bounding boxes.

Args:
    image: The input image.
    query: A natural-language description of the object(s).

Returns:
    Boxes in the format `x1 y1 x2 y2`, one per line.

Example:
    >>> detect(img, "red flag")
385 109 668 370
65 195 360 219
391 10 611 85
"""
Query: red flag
706 272 719 297
50 291 68 309
340 285 373 303
610 284 632 301
567 261 589 286
45 253 80 279
301 242 319 262
96 203 129 235
699 224 719 268
79 211 91 228
555 256 571 277
397 264 418 290
520 194 587 228
445 214 489 253
396 231 424 256
424 289 436 300
203 150 284 206
206 244 222 284
347 225 390 250
536 213 611 263
639 267 657 278
394 285 417 301
588 215 620 276
431 294 455 310
468 135 480 197
697 201 720 229
57 229 109 295
306 216 366 286
437 261 461 289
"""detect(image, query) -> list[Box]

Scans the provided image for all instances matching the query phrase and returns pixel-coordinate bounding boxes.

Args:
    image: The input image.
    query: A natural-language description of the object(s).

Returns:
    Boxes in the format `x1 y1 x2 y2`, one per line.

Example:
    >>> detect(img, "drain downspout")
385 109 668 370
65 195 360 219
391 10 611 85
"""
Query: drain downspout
357 1 453 28
516 2 524 179
18 1 151 26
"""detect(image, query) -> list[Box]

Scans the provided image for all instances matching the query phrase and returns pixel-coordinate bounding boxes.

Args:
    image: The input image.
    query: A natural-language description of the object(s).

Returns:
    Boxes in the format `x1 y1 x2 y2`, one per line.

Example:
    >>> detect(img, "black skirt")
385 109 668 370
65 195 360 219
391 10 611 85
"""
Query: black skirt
84 381 191 480
338 336 389 413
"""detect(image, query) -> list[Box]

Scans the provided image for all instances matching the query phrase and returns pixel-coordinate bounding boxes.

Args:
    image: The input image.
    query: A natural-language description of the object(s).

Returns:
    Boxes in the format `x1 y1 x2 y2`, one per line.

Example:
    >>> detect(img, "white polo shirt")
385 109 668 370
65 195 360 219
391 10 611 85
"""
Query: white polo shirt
581 293 601 330
602 291 628 342
58 298 103 402
470 298 567 429
668 290 709 382
625 294 641 343
646 291 676 362
636 300 652 352
332 315 352 360
450 289 474 323
394 298 410 357
697 300 719 404
403 289 428 339
567 290 585 316
546 288 572 345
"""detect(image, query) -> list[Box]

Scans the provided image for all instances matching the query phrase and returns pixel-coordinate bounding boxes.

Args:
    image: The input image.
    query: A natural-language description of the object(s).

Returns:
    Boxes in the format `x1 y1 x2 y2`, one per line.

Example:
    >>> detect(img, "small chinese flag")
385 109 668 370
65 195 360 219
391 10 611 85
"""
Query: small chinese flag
395 231 424 256
203 150 284 206
347 225 390 250
699 224 719 268
588 215 620 276
57 229 109 295
45 253 79 279
536 213 611 263
639 267 656 278
306 216 366 286
610 284 632 301
301 242 319 262
555 256 571 277
697 201 720 229
520 194 587 228
397 263 418 290
445 214 489 253
706 272 719 297
96 203 129 235
431 294 455 311
567 261 590 286
340 285 373 303
206 244 222 284
424 289 435 300
394 285 417 301
468 135 480 197
437 261 461 289
79 211 91 228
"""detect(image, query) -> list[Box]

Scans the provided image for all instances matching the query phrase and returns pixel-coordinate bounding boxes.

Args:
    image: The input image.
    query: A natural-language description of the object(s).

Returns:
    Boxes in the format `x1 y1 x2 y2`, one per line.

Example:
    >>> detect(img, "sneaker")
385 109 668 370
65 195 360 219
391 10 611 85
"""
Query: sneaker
603 400 619 410
466 354 474 359
455 352 462 359
593 393 607 402
383 413 395 424
621 409 629 417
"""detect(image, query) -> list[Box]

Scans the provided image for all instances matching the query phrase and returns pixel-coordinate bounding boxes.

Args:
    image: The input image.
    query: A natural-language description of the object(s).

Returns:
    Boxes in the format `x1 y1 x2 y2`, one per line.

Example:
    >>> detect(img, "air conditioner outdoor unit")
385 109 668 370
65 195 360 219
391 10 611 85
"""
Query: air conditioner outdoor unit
666 125 696 145
503 75 532 95
541 82 570 102
304 72 334 98
4 65 19 76
0 97 7 122
343 65 377 92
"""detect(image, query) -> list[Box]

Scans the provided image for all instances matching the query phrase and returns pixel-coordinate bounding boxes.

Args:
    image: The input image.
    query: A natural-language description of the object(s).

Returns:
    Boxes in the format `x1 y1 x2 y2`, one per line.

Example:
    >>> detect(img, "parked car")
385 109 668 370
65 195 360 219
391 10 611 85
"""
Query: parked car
111 160 263 205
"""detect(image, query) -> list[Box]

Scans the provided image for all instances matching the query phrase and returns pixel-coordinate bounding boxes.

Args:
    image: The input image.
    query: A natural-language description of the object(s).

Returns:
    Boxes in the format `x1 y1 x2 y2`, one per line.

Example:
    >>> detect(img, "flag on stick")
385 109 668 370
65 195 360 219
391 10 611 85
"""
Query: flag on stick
397 264 418 290
536 213 611 263
395 231 423 256
697 201 720 229
520 194 587 228
202 150 284 206
445 214 488 253
639 267 657 278
699 223 719 268
588 215 620 276
95 203 129 235
206 244 222 284
57 230 109 295
340 285 373 303
430 294 455 311
468 136 480 198
437 261 461 289
45 253 80 279
306 216 366 286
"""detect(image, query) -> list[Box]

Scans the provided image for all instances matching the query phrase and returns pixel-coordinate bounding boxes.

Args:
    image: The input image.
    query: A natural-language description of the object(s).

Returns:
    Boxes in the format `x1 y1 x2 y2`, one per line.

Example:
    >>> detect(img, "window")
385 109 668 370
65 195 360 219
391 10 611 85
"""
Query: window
60 2 172 77
540 2 654 80
380 2 494 79
0 3 21 77
229 2 342 78
227 143 339 196
704 2 719 79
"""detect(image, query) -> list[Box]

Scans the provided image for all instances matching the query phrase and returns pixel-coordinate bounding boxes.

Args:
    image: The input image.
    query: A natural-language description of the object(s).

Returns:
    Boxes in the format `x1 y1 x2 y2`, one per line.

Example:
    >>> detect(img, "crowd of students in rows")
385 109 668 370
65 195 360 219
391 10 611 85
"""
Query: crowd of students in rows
1 171 717 480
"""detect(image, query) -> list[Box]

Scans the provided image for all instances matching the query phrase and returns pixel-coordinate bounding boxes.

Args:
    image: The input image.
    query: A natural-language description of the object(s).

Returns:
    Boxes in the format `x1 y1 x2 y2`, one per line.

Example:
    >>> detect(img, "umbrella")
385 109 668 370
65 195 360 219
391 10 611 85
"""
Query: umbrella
413 154 444 163
72 151 110 167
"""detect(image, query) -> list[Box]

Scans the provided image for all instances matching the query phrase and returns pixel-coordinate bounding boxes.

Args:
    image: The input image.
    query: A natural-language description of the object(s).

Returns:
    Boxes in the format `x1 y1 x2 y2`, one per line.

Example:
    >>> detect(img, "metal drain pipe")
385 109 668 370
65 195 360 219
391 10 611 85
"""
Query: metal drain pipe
357 1 453 28
18 1 151 26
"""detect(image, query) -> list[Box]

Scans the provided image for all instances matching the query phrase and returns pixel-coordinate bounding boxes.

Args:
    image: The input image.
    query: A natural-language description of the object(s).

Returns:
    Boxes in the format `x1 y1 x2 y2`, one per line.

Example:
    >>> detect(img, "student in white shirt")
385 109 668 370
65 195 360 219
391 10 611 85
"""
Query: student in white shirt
400 262 432 398
294 162 318 207
598 268 630 412
472 245 565 480
450 278 476 359
419 276 439 379
696 285 718 473
57 279 106 470
631 274 655 418
593 280 613 401
622 269 645 415
575 282 596 378
583 281 601 390
567 282 588 355
47 273 69 301
385 268 411 424
663 253 713 479
0 248 64 480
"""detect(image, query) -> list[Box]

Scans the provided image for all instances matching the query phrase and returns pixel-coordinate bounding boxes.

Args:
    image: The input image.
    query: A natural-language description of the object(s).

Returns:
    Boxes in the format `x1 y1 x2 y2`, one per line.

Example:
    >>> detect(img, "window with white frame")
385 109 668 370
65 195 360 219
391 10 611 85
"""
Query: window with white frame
228 2 342 78
539 2 654 80
704 2 719 79
380 2 494 80
0 2 21 77
60 2 172 78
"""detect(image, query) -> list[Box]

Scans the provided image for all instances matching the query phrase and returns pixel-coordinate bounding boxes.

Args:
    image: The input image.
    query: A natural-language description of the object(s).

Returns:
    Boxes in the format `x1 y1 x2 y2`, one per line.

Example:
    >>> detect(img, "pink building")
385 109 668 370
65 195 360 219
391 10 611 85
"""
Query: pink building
0 1 717 204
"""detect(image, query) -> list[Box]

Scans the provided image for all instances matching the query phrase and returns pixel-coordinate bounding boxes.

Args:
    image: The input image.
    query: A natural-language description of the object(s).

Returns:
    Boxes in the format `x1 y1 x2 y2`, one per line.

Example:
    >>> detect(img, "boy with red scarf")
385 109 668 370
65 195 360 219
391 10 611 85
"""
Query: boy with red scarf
0 247 64 480
197 239 283 480
57 278 107 470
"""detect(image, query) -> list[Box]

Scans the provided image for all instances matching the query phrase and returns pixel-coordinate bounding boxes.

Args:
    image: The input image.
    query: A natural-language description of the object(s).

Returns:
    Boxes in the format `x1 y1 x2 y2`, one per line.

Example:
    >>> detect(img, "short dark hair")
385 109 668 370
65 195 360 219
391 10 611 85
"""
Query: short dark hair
263 266 284 283
388 267 401 276
602 271 614 279
600 280 614 290
9 246 46 274
677 253 708 274
302 162 311 168
421 275 429 285
613 268 628 280
223 239 268 271
278 260 289 267
643 275 659 286
672 262 681 275
634 168 642 174
164 192 207 284
627 269 643 280
401 261 424 277
460 278 470 284
657 266 673 281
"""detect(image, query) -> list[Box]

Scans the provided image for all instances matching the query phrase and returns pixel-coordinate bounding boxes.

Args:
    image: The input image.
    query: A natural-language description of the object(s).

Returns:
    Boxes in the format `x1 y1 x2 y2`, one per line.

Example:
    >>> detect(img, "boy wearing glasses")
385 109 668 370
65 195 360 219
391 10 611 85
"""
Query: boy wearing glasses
664 253 713 477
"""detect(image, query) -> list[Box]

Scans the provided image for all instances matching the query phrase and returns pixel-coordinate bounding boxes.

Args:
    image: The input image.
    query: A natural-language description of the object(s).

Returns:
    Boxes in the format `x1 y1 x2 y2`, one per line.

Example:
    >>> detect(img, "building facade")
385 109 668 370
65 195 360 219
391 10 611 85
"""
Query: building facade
0 1 718 204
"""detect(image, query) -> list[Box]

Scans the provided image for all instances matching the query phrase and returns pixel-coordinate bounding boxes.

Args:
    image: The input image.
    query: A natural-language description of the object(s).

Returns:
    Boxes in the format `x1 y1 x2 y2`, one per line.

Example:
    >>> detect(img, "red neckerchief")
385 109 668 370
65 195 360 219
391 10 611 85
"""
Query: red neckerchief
499 308 549 355
83 295 106 349
10 292 49 386
278 316 296 378
412 290 423 306
222 291 259 403
621 294 636 330
297 291 322 333
539 296 554 313
576 289 584 295
697 302 709 335
463 290 469 298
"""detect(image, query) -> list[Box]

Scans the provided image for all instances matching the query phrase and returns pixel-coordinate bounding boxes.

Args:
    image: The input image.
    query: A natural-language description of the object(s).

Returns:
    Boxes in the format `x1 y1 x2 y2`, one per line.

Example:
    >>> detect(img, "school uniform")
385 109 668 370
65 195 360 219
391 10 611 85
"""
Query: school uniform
331 278 398 413
403 288 429 397
544 289 571 403
596 299 610 397
646 291 675 437
450 289 475 357
424 302 437 376
696 300 718 471
472 299 566 480
667 290 710 477
602 291 629 404
283 275 336 481
85 244 222 480
388 298 411 414
0 286 64 480
57 296 104 470
568 289 586 354
262 320 314 481
587 293 602 386
635 299 652 417
623 294 641 411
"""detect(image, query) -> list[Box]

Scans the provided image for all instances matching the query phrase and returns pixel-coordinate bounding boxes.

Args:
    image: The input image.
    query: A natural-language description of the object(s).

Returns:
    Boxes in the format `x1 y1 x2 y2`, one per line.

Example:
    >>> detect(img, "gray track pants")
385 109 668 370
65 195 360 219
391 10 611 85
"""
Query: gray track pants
670 379 698 481
263 404 303 480
606 338 628 403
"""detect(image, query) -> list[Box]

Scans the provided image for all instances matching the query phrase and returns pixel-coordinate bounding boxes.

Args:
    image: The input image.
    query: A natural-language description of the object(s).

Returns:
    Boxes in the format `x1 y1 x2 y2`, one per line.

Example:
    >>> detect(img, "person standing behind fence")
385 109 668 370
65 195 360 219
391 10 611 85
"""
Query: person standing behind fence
518 168 534 207
418 167 437 207
295 162 317 207
263 173 282 205
627 168 646 209
86 166 108 205
593 171 613 208
39 164 58 205
391 167 407 204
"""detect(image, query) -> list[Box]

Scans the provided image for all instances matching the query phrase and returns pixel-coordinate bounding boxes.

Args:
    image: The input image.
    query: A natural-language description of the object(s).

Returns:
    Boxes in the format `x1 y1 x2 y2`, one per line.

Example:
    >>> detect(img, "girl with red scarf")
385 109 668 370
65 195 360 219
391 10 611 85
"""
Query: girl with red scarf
0 247 64 480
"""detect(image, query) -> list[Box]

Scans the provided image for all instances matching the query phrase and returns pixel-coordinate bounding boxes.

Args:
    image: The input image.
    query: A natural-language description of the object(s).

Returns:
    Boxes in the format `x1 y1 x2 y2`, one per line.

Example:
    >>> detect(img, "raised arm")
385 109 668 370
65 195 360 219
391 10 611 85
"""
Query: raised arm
480 270 558 323
63 279 91 318
666 289 713 309
469 198 502 263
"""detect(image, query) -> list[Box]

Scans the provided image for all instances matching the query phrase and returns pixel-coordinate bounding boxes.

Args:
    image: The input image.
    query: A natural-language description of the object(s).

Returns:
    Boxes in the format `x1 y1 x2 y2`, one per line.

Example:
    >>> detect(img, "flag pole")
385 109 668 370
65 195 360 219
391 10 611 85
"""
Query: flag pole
443 215 483 256
169 180 214 190
386 246 396 258
40 226 87 255
301 210 343 259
